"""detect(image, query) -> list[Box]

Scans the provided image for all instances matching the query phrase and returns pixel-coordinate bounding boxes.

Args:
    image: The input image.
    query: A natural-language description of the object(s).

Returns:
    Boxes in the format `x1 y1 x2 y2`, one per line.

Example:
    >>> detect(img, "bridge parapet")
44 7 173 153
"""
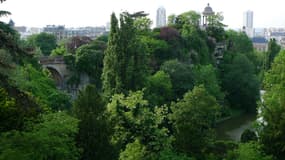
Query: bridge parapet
39 56 65 65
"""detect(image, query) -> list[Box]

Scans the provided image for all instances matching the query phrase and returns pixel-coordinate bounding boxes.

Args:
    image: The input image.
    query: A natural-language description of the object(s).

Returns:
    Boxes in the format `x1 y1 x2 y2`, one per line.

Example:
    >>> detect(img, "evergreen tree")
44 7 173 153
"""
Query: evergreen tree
118 12 135 91
102 12 149 99
102 13 122 98
221 53 259 112
265 38 281 70
73 85 114 160
118 12 149 91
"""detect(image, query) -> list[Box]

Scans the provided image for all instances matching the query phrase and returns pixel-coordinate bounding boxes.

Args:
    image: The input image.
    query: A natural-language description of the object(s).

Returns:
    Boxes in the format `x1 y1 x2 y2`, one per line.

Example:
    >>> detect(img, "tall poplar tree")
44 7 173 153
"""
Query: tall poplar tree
102 12 149 99
102 13 122 98
119 12 149 91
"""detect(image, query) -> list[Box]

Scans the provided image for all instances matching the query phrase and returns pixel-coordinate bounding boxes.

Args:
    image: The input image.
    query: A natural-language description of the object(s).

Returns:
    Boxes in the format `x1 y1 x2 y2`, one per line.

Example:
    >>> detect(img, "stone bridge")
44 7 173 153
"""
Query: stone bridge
39 56 70 89
39 56 90 98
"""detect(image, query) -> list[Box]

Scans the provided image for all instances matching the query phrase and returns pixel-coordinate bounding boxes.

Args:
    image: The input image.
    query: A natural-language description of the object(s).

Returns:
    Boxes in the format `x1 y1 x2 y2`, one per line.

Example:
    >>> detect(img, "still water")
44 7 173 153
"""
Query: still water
215 113 256 141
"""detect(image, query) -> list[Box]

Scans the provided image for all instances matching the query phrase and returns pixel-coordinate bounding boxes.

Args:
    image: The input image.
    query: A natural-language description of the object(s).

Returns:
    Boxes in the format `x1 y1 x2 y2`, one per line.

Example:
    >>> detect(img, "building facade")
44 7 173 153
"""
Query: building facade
43 25 65 40
43 25 106 41
252 37 268 52
156 7 166 28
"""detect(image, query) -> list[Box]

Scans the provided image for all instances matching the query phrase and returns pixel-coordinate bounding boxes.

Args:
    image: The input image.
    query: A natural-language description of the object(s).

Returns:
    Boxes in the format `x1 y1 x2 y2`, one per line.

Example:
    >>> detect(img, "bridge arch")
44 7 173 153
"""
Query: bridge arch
45 66 64 89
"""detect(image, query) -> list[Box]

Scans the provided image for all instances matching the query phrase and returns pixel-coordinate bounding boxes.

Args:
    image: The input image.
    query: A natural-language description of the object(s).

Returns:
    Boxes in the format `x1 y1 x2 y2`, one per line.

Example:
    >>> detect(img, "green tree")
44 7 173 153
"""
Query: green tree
134 16 152 34
158 149 195 160
73 85 114 160
50 44 67 56
0 49 13 75
66 36 92 54
107 90 171 158
96 35 108 43
27 33 57 56
102 13 121 98
181 25 211 64
265 38 281 70
193 64 224 103
11 64 71 110
0 112 80 160
258 50 285 159
158 27 186 63
0 22 23 64
0 87 17 131
145 71 173 106
167 14 176 26
118 12 149 91
140 36 169 71
226 30 253 54
102 12 149 98
174 11 201 29
160 60 194 99
0 0 10 18
221 54 259 112
119 139 147 160
0 84 40 132
227 142 272 160
75 41 105 88
171 85 220 157
0 10 10 18
206 12 227 42
247 50 265 75
240 129 257 143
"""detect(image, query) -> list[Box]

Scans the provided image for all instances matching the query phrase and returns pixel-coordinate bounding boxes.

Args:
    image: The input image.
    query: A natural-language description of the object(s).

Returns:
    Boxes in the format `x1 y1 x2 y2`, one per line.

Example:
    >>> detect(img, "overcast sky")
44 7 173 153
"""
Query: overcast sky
1 0 284 29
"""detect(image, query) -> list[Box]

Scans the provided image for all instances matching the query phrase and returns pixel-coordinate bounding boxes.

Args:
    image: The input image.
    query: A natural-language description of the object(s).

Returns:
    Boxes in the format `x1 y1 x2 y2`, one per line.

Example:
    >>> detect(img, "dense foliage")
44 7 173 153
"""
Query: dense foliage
27 32 57 56
1 3 280 159
73 85 114 160
171 85 220 158
0 112 80 160
258 50 285 159
221 53 260 112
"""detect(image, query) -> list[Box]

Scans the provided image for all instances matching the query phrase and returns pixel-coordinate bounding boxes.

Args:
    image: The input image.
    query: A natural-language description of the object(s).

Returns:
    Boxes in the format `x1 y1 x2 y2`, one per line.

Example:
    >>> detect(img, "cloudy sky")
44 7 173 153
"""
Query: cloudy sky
1 0 284 29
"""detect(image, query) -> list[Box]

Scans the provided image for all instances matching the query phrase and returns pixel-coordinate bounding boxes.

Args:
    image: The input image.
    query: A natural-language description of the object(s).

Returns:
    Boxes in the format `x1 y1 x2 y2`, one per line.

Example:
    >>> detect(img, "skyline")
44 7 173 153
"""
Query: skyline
1 0 285 29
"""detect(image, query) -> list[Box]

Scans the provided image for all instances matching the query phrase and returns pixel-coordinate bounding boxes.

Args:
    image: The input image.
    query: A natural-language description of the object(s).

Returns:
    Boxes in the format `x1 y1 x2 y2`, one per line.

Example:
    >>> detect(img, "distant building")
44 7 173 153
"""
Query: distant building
14 26 27 39
8 19 15 27
43 25 65 40
14 26 27 33
106 22 111 32
265 28 285 48
254 28 265 37
156 6 166 28
243 10 253 28
43 25 106 41
252 37 268 52
243 10 254 38
64 26 106 39
28 27 42 35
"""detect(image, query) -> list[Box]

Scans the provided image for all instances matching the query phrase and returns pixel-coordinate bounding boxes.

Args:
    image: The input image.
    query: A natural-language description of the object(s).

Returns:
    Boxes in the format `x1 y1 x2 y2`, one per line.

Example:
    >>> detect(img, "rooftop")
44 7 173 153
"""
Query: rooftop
252 37 268 43
203 3 214 16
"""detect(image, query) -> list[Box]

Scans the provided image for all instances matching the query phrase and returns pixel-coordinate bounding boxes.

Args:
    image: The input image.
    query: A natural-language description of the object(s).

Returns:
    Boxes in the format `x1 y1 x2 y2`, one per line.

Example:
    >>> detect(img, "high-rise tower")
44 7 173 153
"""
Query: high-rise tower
243 10 254 37
156 7 166 28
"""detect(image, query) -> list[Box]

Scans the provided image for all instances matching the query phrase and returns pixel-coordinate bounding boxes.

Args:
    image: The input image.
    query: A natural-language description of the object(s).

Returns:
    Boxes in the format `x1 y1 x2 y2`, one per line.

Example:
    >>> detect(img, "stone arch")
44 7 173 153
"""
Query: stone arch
46 66 64 89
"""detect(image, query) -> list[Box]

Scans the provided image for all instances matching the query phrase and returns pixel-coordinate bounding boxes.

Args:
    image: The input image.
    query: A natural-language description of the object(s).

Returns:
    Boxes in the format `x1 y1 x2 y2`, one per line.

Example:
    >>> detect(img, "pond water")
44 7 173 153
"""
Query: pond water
215 113 256 141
